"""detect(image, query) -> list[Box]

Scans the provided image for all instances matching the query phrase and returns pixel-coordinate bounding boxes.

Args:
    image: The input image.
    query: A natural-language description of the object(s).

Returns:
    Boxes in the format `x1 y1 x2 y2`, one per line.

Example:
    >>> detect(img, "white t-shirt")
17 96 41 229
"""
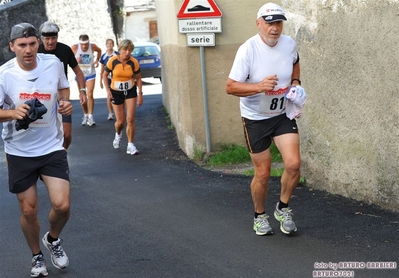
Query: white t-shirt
0 53 69 157
228 34 298 120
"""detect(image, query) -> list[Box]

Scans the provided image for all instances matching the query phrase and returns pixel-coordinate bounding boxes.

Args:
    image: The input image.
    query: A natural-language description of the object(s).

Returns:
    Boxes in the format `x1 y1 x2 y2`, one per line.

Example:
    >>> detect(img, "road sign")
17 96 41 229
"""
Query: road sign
178 18 222 33
177 0 222 19
176 1 222 152
186 33 215 47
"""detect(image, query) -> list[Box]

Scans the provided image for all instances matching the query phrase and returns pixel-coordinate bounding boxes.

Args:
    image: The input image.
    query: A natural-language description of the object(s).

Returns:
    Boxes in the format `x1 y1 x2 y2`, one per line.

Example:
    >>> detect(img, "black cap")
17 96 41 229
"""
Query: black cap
10 23 38 42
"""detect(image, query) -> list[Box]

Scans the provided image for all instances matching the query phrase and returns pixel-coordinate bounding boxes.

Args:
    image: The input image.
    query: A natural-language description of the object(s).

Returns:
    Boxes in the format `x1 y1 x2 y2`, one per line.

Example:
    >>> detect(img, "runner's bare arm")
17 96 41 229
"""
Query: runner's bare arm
58 87 70 101
226 75 279 97
72 65 87 105
136 73 143 107
0 105 29 122
291 62 301 86
102 70 112 99
92 44 102 67
71 44 77 54
100 63 105 88
73 65 85 91
58 88 73 116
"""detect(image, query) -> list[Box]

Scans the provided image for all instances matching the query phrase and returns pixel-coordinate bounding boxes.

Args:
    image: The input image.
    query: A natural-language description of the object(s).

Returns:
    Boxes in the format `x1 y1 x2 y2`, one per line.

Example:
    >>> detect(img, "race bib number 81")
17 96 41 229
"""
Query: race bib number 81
258 87 288 116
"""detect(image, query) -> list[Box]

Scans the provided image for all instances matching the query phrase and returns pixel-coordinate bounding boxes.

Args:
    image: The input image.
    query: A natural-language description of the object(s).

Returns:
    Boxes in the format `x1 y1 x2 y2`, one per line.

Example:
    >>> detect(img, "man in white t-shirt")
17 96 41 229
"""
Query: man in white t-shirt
226 3 302 236
0 23 73 277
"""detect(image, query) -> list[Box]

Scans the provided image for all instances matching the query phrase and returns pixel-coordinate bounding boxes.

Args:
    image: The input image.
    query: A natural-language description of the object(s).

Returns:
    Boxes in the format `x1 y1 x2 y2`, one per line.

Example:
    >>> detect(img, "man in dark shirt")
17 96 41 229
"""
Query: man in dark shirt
38 21 87 149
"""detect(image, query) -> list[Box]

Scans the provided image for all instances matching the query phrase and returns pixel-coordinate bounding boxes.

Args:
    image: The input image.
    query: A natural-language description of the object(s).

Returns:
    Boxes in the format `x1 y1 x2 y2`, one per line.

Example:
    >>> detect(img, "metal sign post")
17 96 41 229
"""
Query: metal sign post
199 45 211 153
177 0 223 153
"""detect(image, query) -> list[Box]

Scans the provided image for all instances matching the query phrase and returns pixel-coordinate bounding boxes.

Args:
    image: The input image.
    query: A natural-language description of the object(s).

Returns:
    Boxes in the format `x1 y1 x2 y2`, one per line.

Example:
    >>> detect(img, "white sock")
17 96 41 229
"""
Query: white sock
128 142 133 148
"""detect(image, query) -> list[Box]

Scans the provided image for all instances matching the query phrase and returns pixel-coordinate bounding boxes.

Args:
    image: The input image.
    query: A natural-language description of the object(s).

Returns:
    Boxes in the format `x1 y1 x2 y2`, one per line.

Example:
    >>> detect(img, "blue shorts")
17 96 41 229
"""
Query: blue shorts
76 73 96 82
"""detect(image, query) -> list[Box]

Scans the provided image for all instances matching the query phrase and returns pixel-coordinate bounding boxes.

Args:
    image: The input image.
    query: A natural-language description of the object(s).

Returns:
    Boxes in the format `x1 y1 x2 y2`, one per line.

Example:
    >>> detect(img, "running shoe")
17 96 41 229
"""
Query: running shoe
274 202 297 235
127 144 139 155
31 254 48 277
253 214 273 235
87 116 96 126
113 133 121 149
42 232 69 269
81 115 88 126
107 113 115 120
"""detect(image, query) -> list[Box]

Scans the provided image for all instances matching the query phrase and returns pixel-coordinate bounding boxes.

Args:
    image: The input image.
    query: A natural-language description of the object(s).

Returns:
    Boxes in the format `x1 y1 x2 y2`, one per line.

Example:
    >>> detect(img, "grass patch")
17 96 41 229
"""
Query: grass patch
194 147 205 161
271 167 284 177
206 144 250 166
270 143 282 162
243 168 284 177
202 144 305 183
162 106 174 130
205 143 282 166
242 168 254 176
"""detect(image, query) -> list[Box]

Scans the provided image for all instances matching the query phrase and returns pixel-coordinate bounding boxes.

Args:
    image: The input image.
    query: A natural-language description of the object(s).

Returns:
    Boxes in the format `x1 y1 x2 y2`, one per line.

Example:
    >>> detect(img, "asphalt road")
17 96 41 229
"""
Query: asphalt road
0 85 398 277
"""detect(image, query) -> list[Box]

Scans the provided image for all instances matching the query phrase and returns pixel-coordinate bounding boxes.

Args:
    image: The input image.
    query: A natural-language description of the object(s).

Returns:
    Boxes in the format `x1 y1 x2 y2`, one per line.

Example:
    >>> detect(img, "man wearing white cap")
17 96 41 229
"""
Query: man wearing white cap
226 3 302 236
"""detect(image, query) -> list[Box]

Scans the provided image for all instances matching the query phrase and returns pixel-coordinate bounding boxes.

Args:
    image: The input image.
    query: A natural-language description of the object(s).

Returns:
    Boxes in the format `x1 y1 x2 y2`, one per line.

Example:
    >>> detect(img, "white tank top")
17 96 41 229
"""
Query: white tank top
75 43 95 77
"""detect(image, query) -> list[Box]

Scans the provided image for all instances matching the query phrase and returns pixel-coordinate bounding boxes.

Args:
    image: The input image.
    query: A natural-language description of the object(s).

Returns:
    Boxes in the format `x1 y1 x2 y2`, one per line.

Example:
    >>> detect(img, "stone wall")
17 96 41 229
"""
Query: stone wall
43 0 116 53
0 0 116 65
281 0 399 211
0 0 47 63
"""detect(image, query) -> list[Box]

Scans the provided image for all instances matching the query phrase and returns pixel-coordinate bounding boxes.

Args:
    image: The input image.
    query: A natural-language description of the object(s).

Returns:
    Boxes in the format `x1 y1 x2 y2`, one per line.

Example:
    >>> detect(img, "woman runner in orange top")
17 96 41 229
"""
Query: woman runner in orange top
103 39 143 155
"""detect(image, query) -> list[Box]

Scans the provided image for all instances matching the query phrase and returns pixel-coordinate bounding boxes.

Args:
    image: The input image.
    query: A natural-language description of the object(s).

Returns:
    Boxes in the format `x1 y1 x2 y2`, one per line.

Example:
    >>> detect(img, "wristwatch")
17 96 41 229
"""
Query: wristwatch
80 88 87 93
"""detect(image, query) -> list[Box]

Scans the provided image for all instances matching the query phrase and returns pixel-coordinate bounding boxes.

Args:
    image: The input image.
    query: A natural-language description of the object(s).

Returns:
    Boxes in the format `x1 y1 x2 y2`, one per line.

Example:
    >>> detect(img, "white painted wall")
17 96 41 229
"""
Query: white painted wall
125 10 157 42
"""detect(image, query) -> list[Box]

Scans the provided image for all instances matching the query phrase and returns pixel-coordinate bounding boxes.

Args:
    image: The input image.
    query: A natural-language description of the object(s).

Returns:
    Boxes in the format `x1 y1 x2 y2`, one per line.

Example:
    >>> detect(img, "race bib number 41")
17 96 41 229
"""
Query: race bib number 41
258 87 288 116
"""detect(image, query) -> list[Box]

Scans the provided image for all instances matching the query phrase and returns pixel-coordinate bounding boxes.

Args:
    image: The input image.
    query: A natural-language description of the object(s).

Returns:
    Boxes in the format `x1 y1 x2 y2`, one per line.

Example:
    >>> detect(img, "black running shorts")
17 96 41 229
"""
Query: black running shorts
242 113 298 154
6 150 69 193
62 115 72 123
110 85 137 105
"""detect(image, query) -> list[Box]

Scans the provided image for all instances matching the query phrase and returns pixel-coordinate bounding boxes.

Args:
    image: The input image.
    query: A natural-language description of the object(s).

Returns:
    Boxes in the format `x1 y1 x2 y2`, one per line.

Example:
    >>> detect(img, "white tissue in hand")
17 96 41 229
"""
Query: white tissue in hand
285 85 306 107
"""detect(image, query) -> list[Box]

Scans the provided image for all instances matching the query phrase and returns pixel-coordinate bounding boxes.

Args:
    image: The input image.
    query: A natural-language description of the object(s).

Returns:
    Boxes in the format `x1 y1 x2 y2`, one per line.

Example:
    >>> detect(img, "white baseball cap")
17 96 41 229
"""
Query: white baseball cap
257 3 287 22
